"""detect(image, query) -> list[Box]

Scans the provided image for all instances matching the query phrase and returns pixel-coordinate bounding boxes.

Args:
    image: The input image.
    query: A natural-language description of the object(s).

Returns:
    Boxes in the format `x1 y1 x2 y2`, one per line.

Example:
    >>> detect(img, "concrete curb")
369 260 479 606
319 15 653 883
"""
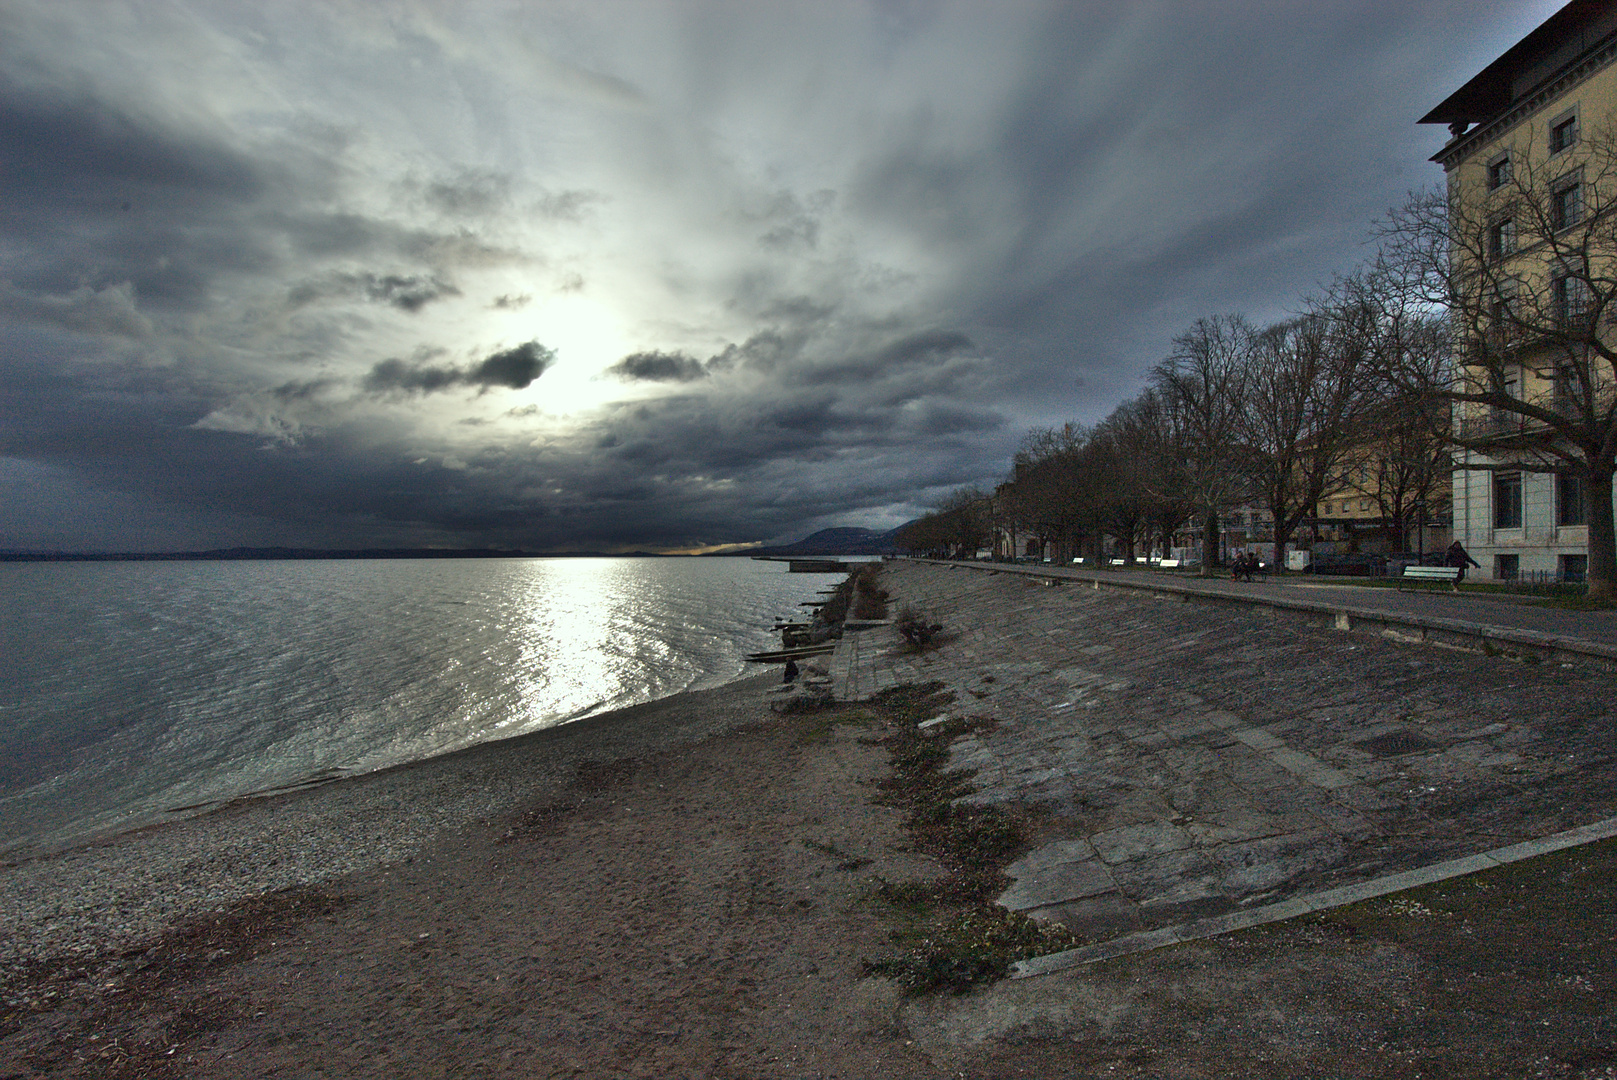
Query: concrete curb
1011 815 1617 978
903 559 1617 670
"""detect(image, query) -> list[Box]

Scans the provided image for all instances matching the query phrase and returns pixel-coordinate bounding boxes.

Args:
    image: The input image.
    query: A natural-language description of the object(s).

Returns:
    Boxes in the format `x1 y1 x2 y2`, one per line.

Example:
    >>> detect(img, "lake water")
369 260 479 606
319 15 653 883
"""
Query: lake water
0 557 842 858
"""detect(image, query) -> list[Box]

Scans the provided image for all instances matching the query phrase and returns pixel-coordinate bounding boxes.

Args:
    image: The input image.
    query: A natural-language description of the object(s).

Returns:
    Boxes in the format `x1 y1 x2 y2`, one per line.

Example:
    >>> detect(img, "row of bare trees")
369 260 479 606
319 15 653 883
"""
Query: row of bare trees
896 304 1452 571
900 129 1617 600
979 306 1450 572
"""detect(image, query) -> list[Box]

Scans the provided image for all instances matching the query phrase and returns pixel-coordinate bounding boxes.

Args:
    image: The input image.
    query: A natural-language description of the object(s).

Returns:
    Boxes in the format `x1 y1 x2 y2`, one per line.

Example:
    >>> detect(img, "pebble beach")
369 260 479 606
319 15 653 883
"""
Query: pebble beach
0 672 780 971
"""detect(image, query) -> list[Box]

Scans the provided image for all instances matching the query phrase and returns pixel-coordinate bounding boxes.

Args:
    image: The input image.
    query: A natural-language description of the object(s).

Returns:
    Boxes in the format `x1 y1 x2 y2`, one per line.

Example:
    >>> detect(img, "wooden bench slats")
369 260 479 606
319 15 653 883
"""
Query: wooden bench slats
1403 566 1460 581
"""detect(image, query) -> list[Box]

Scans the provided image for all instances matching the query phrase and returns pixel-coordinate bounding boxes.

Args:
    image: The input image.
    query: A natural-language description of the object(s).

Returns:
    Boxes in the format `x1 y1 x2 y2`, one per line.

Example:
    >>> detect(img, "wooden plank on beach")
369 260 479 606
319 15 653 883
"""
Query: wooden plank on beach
745 645 836 662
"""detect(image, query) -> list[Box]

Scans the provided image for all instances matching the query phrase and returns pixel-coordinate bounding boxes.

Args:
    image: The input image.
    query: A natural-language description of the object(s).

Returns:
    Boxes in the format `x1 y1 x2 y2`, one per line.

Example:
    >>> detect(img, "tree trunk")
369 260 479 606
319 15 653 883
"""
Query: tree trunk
1272 510 1292 575
1388 510 1407 556
1202 509 1221 574
1588 462 1616 603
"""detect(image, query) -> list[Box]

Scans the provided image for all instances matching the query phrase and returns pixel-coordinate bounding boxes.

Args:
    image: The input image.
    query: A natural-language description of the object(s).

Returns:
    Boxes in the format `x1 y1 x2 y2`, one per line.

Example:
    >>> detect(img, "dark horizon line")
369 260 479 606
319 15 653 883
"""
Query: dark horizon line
0 546 766 563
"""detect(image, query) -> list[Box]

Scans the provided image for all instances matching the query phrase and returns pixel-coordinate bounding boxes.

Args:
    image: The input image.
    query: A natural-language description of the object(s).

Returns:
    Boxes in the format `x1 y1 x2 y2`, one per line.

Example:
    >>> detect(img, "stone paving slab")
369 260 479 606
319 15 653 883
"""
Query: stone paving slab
834 560 1617 953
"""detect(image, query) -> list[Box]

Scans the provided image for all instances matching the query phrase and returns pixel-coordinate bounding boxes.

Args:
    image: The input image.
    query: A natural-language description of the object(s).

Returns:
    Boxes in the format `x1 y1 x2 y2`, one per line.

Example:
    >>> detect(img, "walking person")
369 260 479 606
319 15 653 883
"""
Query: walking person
1444 540 1481 592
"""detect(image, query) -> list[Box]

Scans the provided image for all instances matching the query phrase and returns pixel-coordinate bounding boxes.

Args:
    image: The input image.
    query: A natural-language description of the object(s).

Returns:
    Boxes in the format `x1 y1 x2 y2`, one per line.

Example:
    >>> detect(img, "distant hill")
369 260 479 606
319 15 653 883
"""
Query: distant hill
742 525 913 557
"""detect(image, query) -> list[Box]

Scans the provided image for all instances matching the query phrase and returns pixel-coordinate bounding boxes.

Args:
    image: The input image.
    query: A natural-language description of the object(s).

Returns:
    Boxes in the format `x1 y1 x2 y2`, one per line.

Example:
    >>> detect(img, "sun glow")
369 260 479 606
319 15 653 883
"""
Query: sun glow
495 292 637 414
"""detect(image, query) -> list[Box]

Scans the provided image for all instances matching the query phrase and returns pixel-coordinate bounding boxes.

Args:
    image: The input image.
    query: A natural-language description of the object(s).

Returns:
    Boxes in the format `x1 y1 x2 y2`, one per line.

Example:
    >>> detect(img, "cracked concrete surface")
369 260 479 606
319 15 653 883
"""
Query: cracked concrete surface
833 560 1617 946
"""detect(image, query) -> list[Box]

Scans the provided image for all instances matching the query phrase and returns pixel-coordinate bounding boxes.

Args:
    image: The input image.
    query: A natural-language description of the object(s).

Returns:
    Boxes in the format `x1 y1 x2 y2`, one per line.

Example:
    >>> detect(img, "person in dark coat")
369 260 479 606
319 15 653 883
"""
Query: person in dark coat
1443 540 1481 591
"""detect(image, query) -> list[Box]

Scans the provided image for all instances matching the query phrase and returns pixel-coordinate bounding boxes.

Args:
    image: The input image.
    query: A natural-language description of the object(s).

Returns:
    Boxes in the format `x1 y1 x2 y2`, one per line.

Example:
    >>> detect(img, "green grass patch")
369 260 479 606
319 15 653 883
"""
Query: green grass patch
1531 594 1617 611
1304 836 1617 1015
863 906 1078 995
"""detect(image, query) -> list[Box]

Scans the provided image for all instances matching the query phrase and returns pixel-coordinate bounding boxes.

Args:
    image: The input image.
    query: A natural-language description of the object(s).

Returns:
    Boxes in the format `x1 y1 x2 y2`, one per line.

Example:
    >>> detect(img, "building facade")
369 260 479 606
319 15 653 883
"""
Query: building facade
1423 1 1617 582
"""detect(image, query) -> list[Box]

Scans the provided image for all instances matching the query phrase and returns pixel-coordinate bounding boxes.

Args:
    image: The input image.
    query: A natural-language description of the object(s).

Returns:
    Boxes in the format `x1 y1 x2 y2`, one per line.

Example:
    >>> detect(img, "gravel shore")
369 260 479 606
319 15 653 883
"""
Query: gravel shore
0 672 780 970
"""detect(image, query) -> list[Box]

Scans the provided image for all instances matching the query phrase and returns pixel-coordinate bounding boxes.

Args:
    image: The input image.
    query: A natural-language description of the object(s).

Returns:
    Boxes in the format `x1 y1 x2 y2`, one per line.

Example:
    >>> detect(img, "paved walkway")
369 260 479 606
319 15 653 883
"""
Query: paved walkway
831 560 1617 966
983 559 1617 648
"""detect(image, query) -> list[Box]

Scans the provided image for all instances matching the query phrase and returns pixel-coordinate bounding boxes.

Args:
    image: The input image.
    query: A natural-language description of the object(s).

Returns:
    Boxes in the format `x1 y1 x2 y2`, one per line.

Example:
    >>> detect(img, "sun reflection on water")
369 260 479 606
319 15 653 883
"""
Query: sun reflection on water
510 558 631 731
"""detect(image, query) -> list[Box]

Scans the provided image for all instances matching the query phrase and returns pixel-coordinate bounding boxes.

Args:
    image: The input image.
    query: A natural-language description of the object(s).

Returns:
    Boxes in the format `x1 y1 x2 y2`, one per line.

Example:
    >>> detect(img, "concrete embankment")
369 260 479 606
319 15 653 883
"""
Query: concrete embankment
835 559 1617 972
902 557 1617 669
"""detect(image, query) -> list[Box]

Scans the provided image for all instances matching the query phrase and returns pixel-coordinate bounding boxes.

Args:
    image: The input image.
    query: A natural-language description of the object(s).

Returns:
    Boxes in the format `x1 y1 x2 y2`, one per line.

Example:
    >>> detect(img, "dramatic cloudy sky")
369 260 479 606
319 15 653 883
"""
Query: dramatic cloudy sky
0 1 1562 552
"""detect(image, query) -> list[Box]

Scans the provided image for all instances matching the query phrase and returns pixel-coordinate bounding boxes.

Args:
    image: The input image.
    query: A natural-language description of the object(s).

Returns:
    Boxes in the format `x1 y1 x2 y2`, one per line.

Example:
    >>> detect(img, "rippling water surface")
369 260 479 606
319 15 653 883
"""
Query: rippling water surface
0 557 842 856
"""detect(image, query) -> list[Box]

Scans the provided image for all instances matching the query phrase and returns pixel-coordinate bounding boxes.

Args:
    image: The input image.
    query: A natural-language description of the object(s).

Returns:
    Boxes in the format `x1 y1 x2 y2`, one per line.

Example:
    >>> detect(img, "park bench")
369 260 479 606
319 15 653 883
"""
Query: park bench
1158 559 1181 569
1401 565 1461 590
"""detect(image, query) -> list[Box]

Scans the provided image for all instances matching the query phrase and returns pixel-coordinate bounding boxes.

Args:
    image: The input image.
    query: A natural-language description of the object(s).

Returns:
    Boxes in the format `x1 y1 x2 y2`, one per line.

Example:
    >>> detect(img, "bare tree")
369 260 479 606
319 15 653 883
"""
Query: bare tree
1376 128 1617 598
938 486 992 558
1152 315 1256 571
1238 312 1369 570
1091 403 1171 561
1004 424 1091 561
1337 363 1453 556
1105 389 1198 558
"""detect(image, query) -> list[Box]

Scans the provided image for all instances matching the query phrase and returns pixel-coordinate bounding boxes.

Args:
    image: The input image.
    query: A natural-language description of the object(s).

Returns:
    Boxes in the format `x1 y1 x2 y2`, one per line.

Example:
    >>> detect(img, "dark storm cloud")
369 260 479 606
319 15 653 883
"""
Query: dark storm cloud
0 76 262 216
0 282 153 339
288 272 462 313
472 342 555 389
364 274 460 312
583 326 1007 480
272 378 338 402
0 73 276 312
0 1 1564 553
706 330 803 373
362 341 555 394
606 350 709 382
873 330 975 367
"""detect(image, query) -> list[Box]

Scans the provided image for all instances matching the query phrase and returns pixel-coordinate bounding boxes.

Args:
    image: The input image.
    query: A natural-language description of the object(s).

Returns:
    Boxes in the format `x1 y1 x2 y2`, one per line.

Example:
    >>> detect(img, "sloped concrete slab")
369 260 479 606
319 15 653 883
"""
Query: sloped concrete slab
997 857 1115 911
1091 822 1193 864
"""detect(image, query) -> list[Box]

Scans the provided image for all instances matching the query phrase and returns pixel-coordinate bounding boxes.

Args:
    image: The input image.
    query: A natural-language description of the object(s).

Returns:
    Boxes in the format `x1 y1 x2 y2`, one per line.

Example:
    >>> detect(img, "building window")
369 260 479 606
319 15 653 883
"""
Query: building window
1494 472 1522 529
1552 182 1583 230
1560 554 1588 582
1488 292 1516 344
1551 112 1579 154
1554 272 1591 325
1488 153 1512 190
1554 361 1579 410
1487 218 1515 259
1491 370 1520 424
1557 472 1588 526
1496 553 1520 580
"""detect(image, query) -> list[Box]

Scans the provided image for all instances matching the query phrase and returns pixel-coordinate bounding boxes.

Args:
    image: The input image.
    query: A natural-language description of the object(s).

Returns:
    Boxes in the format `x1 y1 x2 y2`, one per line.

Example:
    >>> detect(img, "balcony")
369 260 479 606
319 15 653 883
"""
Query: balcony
1456 410 1558 449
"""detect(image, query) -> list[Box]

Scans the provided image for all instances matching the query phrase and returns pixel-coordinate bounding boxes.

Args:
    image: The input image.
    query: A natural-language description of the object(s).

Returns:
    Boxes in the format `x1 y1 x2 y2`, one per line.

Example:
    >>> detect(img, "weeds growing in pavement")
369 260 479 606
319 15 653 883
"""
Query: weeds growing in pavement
850 562 890 620
893 605 943 651
859 683 1080 994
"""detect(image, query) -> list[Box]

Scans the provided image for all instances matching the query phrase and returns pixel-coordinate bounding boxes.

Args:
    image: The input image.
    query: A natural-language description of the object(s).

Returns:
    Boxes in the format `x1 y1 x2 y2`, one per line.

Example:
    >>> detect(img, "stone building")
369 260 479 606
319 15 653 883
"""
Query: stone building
1422 1 1617 583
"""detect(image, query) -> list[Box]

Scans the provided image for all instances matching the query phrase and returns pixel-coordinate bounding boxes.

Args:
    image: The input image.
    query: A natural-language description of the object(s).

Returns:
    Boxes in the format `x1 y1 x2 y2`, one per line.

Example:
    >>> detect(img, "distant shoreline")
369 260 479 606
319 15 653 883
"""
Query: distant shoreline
0 547 698 562
0 546 896 563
